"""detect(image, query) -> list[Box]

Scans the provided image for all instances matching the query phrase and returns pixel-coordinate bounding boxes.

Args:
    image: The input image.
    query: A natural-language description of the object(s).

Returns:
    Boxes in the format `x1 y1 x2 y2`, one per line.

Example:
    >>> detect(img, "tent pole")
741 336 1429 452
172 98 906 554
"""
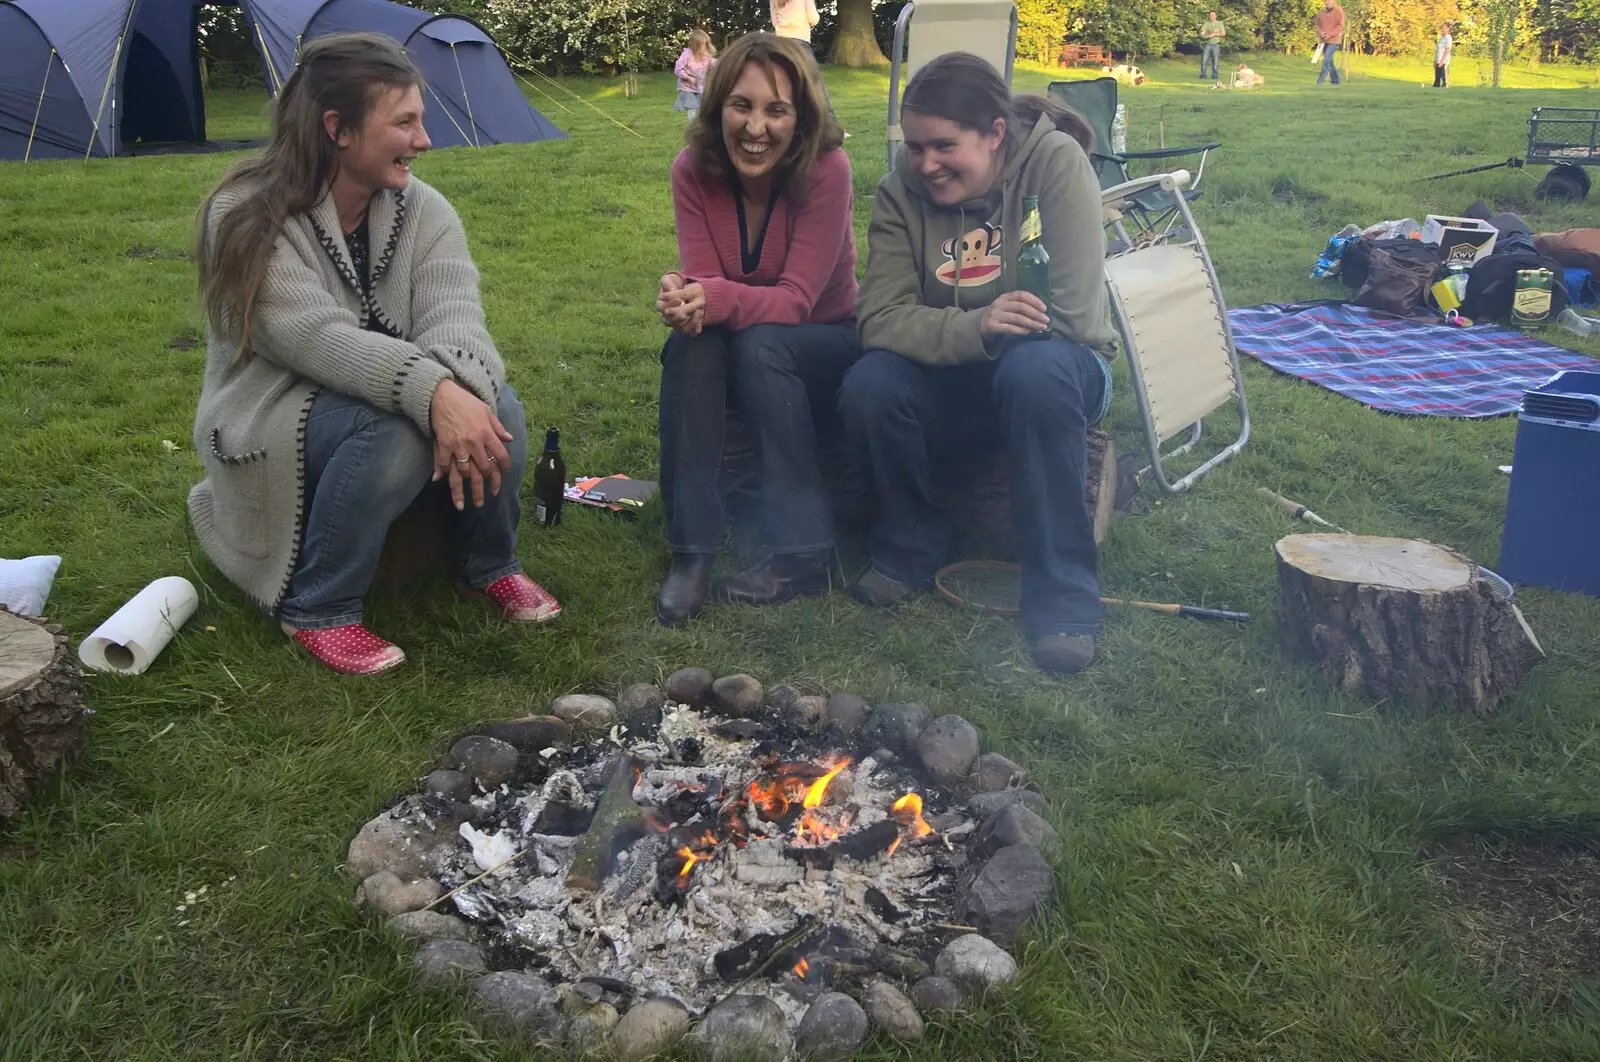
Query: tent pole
24 50 54 163
424 82 474 145
450 44 481 147
257 25 284 94
84 0 138 160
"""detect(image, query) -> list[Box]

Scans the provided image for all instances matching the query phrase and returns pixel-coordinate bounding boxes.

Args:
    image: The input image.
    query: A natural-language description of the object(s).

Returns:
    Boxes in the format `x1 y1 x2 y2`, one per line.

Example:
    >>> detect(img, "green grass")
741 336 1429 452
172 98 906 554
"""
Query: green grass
4 53 1600 1060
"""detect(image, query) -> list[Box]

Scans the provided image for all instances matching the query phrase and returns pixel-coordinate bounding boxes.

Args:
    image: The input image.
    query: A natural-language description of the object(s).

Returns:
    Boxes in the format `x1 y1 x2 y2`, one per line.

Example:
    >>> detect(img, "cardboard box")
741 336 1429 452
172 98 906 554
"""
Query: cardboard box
1422 215 1499 265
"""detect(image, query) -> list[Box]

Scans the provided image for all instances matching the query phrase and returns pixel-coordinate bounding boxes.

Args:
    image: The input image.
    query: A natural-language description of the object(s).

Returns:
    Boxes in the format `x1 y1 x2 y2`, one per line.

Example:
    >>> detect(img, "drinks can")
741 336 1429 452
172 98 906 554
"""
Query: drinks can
1512 268 1555 329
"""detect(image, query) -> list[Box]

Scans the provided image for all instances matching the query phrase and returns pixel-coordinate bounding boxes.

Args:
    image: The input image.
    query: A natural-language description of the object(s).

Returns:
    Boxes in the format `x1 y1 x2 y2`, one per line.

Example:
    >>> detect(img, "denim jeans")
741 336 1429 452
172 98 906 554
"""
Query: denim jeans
278 385 527 629
837 337 1109 638
1201 43 1220 80
659 323 862 556
1318 43 1341 84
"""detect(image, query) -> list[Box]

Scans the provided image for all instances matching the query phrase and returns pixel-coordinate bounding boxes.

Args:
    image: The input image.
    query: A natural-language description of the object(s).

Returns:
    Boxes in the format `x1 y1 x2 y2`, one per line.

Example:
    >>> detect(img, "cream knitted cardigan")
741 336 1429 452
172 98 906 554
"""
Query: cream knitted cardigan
188 177 505 611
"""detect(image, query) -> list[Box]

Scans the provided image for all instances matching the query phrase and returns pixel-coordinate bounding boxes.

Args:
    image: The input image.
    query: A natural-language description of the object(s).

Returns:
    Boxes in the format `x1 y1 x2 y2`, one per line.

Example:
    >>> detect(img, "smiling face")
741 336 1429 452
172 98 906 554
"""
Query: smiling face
720 60 797 188
330 83 430 194
901 111 1005 206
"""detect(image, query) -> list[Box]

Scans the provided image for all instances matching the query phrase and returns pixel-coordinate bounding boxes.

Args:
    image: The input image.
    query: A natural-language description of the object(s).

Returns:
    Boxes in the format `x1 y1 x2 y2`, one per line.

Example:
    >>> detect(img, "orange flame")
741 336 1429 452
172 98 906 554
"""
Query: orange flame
792 957 810 979
803 758 850 809
886 792 935 857
675 846 698 880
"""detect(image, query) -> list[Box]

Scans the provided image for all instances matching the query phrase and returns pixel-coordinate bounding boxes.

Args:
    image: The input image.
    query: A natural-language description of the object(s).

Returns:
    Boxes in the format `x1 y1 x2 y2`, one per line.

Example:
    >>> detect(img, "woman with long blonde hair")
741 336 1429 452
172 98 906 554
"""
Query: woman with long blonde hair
191 33 560 675
674 28 717 120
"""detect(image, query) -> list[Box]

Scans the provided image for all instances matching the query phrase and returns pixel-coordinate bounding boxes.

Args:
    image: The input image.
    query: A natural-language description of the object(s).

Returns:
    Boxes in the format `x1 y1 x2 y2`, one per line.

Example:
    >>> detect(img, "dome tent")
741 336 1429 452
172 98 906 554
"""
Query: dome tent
0 0 563 161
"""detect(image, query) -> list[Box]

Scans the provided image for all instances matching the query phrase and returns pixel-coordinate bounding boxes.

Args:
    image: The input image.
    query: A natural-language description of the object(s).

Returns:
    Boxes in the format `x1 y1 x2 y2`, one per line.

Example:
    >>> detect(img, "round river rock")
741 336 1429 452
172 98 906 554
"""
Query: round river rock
477 715 572 752
446 735 522 789
975 803 1062 860
916 714 980 786
413 939 487 983
618 683 666 721
470 970 558 1034
969 788 1048 819
861 980 924 1042
962 843 1055 946
346 797 464 881
694 993 792 1061
935 933 1019 991
388 909 473 942
357 871 442 916
710 674 765 718
824 692 869 733
550 694 618 731
612 997 691 1062
911 975 967 1013
861 702 932 753
971 752 1027 792
664 667 714 706
794 992 868 1059
423 768 475 802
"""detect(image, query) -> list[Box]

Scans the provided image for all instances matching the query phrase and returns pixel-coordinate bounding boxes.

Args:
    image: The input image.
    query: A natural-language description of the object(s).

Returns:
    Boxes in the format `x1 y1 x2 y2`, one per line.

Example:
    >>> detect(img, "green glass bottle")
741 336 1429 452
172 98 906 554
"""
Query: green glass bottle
1016 195 1051 333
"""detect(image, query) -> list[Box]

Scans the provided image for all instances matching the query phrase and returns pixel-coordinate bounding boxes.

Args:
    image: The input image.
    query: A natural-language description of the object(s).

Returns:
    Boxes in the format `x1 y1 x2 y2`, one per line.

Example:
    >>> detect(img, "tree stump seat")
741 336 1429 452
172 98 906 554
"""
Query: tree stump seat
0 608 88 826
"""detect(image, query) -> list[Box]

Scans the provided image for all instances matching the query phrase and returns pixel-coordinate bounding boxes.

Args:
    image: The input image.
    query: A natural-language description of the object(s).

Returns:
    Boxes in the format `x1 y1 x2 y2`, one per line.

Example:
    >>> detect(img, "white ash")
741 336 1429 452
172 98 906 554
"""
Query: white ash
422 701 970 1015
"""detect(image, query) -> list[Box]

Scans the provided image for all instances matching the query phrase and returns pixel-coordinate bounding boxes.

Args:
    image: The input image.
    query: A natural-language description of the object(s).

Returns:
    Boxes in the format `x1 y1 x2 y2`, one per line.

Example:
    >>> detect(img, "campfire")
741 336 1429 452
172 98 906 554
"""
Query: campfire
349 674 1056 1055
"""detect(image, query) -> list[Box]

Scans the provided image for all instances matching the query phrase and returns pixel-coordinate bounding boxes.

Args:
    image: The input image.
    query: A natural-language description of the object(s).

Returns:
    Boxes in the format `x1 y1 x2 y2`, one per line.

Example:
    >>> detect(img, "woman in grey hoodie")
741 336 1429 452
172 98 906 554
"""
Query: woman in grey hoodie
839 52 1114 675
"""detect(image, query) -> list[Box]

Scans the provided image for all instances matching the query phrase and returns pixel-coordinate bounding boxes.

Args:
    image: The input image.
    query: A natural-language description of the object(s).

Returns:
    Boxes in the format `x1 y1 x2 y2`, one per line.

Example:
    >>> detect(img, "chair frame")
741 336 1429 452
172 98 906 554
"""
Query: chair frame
887 0 1018 167
1101 170 1250 493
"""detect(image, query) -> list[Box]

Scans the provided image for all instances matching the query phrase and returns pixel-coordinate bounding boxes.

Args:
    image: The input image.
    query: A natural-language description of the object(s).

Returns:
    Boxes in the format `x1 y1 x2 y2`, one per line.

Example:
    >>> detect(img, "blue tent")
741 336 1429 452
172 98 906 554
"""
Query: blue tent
0 0 563 161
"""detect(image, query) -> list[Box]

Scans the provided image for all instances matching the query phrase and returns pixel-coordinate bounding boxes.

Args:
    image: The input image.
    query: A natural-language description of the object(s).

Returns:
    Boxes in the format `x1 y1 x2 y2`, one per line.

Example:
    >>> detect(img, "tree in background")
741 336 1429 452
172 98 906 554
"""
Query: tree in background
1457 0 1523 84
831 0 890 65
1016 0 1073 64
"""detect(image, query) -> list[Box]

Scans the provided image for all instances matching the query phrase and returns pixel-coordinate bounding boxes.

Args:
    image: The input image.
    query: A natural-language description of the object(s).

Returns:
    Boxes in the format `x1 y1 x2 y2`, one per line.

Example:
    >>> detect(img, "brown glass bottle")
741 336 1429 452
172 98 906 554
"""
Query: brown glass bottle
532 427 565 527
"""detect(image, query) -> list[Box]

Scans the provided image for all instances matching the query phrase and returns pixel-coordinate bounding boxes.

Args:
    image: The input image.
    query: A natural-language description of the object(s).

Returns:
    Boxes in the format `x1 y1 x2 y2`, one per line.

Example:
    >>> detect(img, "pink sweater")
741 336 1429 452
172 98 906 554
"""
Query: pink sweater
671 147 858 330
674 49 713 94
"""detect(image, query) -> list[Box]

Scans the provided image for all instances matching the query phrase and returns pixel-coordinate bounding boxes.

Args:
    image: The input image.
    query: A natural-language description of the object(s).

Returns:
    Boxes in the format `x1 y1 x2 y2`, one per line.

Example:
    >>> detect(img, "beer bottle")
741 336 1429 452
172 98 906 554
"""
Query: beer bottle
532 427 565 527
1017 195 1051 332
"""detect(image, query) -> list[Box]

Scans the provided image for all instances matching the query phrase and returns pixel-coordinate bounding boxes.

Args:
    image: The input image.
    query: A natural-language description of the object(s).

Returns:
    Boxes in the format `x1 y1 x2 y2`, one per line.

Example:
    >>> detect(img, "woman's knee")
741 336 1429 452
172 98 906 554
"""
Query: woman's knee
362 414 435 505
496 385 529 472
729 324 800 373
838 349 924 427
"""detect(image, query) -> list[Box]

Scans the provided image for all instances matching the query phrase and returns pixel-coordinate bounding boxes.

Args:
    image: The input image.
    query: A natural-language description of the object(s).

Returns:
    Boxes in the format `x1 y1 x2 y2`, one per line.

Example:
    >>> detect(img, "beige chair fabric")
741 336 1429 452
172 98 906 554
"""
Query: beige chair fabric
904 0 1016 81
1105 243 1236 443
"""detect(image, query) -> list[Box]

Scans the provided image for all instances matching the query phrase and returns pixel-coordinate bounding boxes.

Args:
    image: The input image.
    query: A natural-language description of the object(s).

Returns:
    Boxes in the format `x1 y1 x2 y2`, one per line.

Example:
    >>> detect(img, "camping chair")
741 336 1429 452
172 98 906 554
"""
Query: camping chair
1101 170 1250 493
1048 77 1219 244
887 0 1018 167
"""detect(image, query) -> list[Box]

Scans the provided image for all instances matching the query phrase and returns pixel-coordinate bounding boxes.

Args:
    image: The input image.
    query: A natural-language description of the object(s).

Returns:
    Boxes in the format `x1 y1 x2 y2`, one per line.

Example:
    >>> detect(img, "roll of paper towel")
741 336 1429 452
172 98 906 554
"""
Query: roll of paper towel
78 576 199 675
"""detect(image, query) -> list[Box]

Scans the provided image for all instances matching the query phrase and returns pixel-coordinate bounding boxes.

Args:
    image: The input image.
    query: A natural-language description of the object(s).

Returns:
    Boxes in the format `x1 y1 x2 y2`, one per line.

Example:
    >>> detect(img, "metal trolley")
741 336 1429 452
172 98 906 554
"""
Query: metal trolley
1426 106 1599 201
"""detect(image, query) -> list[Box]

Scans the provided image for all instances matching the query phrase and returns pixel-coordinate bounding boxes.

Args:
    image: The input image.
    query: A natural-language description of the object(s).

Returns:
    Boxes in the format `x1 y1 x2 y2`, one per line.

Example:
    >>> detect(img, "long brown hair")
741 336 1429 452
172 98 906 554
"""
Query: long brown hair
901 51 1094 156
196 33 424 350
685 32 842 196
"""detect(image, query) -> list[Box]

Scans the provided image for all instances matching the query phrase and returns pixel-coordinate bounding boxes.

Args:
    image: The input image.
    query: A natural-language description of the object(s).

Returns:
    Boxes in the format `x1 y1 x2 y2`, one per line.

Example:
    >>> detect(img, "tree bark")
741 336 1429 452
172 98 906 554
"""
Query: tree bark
1276 535 1542 716
829 0 888 66
1 608 88 826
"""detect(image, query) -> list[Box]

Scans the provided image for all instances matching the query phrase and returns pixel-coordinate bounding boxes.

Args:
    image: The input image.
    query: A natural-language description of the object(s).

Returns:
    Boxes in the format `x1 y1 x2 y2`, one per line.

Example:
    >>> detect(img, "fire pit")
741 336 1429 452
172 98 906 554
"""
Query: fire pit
346 670 1059 1059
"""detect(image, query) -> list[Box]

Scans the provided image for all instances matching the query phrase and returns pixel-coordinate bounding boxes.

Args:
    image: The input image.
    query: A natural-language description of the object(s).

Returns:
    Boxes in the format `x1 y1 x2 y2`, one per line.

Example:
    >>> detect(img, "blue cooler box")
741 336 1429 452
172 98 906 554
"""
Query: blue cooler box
1499 370 1600 598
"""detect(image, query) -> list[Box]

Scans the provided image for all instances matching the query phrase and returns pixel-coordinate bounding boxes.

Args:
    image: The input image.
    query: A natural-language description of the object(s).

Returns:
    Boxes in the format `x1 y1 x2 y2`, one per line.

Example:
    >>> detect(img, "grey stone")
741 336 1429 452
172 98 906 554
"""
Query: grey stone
558 981 605 1015
423 768 475 802
781 695 828 733
910 976 967 1014
709 674 764 718
823 693 869 734
413 939 487 983
962 844 1055 946
934 934 1018 992
975 804 1061 860
550 694 619 731
613 998 691 1062
916 714 980 786
618 683 666 721
664 667 714 706
861 981 923 1042
968 789 1048 819
388 910 474 942
971 752 1027 792
568 1002 620 1054
861 702 933 753
693 994 792 1062
479 715 572 752
447 735 522 790
357 871 443 917
470 971 559 1033
762 683 804 716
794 992 868 1059
346 798 462 881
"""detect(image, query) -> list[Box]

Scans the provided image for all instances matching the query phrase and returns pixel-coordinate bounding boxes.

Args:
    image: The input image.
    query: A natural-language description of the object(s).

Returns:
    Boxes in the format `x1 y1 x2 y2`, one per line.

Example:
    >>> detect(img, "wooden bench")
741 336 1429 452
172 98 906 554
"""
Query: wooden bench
1057 43 1110 68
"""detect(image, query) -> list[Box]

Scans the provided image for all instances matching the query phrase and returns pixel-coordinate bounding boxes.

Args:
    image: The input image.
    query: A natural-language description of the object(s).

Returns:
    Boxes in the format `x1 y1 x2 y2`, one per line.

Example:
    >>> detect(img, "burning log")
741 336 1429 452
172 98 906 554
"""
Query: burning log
565 755 646 892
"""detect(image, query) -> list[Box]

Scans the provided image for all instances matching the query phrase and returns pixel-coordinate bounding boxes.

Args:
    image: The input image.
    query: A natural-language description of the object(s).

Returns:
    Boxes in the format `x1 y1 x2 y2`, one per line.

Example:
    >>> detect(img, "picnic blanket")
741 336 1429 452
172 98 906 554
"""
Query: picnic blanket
1228 301 1596 417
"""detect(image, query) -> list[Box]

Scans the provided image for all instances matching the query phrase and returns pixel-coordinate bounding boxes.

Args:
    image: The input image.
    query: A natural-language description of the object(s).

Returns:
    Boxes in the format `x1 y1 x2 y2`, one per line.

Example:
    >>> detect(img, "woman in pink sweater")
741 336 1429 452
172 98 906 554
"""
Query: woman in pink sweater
654 32 859 627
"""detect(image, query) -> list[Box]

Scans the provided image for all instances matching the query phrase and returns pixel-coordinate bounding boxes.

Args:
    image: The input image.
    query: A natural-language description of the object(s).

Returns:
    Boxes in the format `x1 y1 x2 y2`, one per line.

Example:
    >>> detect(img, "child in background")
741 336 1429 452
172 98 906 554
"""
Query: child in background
1231 63 1264 88
674 29 716 120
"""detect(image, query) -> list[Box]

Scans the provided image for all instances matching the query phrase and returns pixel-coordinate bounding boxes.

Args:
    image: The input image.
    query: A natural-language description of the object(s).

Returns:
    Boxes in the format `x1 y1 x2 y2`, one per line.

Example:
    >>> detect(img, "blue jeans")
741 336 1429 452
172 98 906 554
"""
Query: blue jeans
1318 43 1341 84
837 337 1109 638
659 323 862 556
1201 43 1220 80
278 385 527 629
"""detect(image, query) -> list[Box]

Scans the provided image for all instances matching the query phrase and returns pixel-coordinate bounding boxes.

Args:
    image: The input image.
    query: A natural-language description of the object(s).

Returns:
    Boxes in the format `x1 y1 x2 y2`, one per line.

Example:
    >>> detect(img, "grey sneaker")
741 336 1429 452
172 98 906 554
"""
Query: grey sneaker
851 568 919 608
1030 633 1097 675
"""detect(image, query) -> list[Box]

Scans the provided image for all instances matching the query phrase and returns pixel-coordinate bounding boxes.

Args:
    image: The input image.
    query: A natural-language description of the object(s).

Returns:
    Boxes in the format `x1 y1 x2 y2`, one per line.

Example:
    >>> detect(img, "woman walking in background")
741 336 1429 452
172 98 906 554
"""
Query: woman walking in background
653 33 860 627
674 29 717 120
1434 23 1453 88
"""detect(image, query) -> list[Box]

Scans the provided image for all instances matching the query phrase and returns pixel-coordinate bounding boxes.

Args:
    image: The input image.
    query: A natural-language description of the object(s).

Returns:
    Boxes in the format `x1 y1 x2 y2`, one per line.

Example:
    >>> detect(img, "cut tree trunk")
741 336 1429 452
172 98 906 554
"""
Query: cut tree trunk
829 0 888 66
1276 535 1543 715
0 608 88 825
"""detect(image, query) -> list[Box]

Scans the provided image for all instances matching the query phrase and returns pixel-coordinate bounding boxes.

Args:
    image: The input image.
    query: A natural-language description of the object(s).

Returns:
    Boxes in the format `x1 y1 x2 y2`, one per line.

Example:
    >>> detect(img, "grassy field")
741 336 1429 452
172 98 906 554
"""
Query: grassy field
4 50 1600 1060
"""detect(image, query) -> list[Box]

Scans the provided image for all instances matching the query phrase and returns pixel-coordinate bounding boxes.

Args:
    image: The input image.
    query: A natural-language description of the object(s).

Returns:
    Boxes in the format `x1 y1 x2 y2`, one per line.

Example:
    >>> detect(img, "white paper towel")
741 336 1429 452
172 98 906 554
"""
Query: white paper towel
78 576 198 675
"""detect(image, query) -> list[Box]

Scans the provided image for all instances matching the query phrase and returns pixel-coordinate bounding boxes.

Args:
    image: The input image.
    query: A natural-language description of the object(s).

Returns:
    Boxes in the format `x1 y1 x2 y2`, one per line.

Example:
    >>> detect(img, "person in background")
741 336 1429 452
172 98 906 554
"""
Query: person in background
1434 23 1453 88
653 33 860 627
769 0 820 51
674 28 717 120
839 52 1115 676
190 34 560 676
1231 62 1265 88
1200 10 1225 82
1315 0 1345 85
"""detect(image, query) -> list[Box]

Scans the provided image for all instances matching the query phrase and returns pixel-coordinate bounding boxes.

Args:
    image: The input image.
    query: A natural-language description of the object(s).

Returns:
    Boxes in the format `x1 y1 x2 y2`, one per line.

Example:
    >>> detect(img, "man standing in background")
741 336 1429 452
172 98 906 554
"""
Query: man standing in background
1314 0 1345 85
1434 23 1453 87
1200 11 1225 83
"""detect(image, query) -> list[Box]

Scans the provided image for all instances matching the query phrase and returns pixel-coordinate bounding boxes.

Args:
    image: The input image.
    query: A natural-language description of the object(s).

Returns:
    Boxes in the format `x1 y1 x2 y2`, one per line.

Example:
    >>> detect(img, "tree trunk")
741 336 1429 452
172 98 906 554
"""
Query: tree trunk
1276 535 1542 716
829 0 888 66
1493 41 1504 87
1 609 89 825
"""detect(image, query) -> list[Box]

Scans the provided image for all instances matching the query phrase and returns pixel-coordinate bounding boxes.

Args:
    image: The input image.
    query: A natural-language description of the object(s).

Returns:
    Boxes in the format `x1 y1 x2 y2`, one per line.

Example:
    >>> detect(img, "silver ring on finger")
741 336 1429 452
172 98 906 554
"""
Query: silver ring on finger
454 455 472 466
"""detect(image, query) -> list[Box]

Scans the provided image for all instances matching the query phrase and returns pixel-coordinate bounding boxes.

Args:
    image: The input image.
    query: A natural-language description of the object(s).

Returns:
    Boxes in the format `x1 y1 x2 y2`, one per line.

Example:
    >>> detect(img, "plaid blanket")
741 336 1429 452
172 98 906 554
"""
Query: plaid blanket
1229 301 1596 418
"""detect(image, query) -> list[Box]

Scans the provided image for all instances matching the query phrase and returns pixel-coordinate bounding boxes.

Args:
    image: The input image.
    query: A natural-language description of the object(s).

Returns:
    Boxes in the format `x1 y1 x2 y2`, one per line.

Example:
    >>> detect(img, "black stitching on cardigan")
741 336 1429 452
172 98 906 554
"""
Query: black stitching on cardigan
267 387 321 612
310 216 364 297
372 186 406 287
366 296 403 339
209 426 266 466
392 352 425 413
439 347 502 402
